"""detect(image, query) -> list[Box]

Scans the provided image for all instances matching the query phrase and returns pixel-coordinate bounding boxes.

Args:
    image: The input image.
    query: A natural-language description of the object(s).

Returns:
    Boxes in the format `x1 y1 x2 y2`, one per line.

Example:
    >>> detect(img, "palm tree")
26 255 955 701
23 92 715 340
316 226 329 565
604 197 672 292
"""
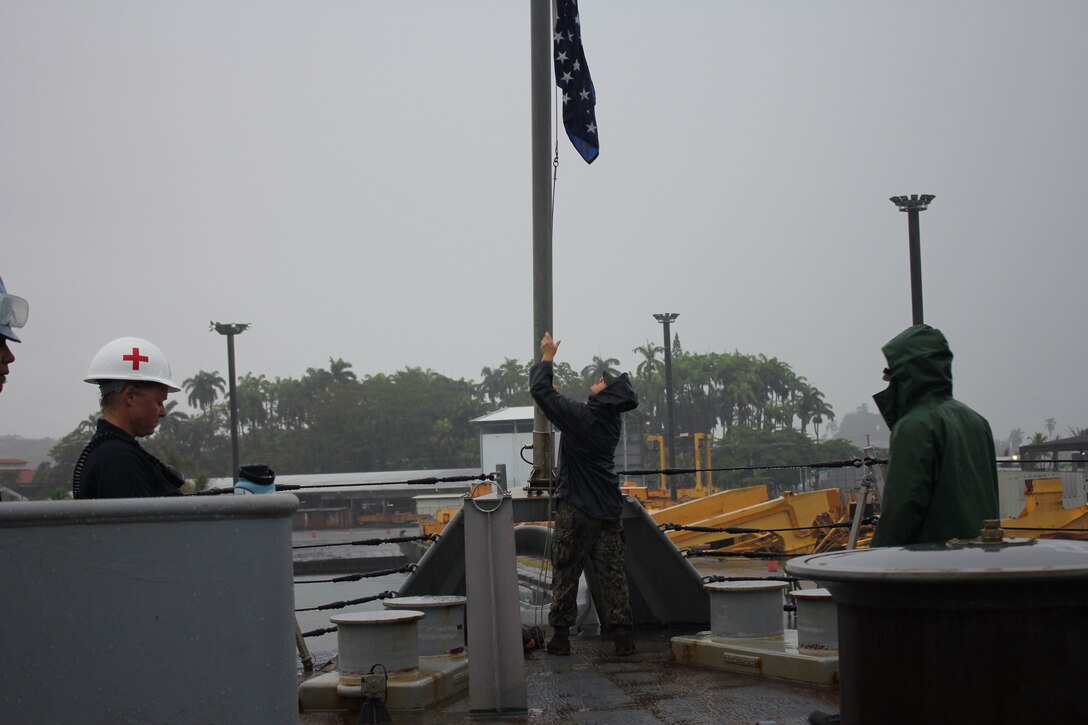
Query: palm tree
792 379 831 437
303 365 334 393
551 361 583 398
157 400 190 437
632 342 663 379
597 355 622 377
270 376 309 430
1045 418 1057 439
1007 428 1024 452
182 370 226 412
235 373 271 434
498 358 528 402
1026 432 1049 464
727 372 758 428
579 356 621 392
328 357 357 385
77 413 99 434
477 366 505 405
431 418 455 462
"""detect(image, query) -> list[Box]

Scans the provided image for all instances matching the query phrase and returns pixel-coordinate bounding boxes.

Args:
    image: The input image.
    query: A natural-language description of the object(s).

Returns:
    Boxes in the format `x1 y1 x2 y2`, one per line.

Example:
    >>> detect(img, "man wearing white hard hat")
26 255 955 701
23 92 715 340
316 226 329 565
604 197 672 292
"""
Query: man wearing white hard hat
0 276 30 396
72 337 186 499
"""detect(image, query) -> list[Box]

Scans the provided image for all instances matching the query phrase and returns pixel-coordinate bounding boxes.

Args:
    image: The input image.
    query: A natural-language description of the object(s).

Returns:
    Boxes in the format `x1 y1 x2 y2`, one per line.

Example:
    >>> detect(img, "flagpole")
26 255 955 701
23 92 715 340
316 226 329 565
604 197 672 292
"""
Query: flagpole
528 0 556 493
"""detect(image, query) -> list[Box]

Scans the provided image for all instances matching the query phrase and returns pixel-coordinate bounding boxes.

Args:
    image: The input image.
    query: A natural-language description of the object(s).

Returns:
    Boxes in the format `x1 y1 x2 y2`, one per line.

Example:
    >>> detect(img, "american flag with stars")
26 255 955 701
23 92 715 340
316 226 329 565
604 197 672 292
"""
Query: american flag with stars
554 0 598 164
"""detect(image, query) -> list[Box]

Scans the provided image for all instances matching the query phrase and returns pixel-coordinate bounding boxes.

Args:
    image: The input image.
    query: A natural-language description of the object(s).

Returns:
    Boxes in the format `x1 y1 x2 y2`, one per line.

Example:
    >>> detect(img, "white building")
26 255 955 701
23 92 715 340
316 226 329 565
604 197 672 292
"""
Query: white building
469 406 644 497
470 406 536 496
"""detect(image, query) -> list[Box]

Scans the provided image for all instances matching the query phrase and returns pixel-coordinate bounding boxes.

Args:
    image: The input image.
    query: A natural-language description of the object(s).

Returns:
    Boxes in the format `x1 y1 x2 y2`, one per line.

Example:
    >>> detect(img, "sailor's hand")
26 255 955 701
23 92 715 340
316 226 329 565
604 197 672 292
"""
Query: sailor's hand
540 332 561 362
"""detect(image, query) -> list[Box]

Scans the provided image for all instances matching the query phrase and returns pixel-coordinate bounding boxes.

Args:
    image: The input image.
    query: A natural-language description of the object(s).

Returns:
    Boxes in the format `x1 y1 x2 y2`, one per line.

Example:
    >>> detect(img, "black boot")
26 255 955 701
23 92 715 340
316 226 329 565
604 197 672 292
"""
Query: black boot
613 626 635 656
547 627 571 656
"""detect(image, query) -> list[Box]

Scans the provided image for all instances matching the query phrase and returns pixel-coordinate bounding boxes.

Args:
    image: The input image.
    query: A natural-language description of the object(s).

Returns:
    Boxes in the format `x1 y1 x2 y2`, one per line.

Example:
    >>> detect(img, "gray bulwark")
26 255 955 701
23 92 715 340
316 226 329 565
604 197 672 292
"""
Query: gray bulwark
0 496 299 725
399 496 709 627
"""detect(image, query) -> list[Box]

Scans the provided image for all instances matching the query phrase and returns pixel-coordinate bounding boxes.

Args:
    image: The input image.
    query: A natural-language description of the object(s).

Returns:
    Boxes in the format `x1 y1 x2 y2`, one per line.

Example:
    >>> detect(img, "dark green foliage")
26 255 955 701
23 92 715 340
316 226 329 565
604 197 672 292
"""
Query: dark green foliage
710 427 860 497
30 348 859 497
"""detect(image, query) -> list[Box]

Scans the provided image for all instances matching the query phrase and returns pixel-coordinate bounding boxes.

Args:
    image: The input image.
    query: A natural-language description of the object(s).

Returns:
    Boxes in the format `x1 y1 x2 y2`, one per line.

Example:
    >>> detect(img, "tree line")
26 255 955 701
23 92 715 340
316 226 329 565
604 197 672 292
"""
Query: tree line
31 339 859 499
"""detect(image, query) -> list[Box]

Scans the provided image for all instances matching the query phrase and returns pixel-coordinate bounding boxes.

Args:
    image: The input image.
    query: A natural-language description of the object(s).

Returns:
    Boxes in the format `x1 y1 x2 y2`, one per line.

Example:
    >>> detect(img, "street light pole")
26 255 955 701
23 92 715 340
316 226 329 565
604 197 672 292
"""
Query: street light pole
653 313 679 500
211 322 250 483
889 194 935 326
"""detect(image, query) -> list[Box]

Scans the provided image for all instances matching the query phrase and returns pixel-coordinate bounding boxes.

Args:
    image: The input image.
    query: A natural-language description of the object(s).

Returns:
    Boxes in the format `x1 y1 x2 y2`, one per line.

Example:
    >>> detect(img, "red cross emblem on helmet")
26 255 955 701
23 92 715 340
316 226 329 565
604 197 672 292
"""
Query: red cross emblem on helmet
122 347 150 370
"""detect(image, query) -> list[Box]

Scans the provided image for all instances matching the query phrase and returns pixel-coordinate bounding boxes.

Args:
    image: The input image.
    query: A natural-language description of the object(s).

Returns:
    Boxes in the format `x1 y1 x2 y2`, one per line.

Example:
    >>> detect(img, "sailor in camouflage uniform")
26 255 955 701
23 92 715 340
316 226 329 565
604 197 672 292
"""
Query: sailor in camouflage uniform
529 332 640 656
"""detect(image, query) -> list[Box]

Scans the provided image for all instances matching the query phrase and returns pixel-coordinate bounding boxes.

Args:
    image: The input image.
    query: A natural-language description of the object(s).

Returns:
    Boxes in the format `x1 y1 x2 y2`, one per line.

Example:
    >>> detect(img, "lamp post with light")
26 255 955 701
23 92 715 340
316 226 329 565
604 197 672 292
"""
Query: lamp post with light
653 313 679 500
211 322 249 483
889 194 935 325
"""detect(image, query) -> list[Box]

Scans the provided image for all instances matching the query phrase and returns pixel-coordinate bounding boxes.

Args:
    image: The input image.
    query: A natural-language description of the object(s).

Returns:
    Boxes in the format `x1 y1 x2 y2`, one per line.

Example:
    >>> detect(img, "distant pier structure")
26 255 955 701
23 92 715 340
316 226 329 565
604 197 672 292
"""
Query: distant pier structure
207 467 482 530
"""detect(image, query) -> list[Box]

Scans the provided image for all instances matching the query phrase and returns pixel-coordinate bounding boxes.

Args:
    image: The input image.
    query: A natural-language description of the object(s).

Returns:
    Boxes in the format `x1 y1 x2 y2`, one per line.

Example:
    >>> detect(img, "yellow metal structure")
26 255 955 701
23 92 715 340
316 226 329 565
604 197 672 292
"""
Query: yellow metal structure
693 432 713 495
619 483 674 510
625 434 676 510
651 485 849 554
1001 477 1088 540
646 434 667 492
417 483 493 538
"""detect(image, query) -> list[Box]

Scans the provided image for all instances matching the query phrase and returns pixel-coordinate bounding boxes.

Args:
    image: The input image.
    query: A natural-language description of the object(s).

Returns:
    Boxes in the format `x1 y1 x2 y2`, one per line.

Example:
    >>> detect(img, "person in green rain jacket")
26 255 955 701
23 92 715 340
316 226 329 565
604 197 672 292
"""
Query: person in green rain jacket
870 324 999 547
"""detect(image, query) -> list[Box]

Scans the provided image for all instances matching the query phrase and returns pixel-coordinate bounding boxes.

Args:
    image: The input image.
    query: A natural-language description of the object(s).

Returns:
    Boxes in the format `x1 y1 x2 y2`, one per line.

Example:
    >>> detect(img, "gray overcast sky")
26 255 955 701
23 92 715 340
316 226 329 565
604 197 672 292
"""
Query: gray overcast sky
2 0 1086 442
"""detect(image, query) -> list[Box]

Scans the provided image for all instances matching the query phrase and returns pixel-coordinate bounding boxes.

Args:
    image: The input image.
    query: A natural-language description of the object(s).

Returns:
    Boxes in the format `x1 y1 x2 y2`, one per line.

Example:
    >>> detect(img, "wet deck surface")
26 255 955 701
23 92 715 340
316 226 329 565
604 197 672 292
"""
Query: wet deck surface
300 629 838 725
298 543 838 724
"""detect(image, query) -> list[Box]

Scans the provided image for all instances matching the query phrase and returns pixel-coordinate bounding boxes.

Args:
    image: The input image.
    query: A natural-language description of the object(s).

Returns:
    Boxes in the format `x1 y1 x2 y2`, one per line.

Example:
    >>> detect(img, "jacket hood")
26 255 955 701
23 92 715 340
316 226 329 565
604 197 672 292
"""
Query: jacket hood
873 324 953 429
589 372 639 414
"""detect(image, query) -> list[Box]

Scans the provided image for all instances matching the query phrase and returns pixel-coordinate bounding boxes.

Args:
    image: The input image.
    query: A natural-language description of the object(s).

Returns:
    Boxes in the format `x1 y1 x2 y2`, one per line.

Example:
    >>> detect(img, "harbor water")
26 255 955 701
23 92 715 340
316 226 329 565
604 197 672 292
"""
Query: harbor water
292 527 414 668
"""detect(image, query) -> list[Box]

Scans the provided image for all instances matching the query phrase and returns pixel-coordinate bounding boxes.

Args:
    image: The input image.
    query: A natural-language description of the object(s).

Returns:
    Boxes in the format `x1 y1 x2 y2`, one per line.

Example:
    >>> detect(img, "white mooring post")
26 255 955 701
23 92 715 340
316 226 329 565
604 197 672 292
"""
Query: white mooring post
463 492 528 715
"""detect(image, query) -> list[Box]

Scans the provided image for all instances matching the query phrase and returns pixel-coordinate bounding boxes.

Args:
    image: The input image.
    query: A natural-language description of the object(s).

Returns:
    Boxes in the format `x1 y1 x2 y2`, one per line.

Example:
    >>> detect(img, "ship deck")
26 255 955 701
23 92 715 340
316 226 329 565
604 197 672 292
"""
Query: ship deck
300 627 838 724
300 555 839 724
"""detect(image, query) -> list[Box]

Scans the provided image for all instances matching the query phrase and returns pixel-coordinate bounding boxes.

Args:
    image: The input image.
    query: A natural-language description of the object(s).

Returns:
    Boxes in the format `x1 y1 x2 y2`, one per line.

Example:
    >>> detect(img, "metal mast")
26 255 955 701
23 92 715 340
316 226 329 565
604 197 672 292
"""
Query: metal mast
527 0 556 492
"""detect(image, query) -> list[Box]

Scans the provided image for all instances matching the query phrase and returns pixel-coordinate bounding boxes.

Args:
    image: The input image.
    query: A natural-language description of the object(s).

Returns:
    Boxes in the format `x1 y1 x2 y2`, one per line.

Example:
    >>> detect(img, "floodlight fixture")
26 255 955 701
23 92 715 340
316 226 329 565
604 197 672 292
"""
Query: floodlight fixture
889 194 936 212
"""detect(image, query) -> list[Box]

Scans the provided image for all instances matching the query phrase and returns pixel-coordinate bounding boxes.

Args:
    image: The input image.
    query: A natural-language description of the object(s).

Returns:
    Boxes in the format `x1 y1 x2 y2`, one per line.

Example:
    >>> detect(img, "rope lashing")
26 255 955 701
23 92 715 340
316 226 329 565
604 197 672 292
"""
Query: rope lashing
615 455 1088 479
293 534 437 550
680 549 806 560
1001 526 1088 533
659 517 877 535
197 472 496 495
701 575 800 584
1000 459 1088 464
300 473 496 490
295 564 417 584
302 626 339 638
617 457 877 477
295 590 398 613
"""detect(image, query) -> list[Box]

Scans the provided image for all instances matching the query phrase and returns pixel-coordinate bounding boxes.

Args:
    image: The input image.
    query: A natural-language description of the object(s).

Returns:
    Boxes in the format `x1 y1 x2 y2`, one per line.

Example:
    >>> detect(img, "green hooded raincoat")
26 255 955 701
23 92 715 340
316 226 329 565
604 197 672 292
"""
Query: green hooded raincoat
871 325 998 546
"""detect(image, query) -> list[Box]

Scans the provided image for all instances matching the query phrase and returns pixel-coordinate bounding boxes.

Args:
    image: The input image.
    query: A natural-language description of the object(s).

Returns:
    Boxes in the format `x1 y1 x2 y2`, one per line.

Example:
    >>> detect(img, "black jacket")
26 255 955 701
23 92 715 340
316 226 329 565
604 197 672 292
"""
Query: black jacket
529 361 639 520
75 419 185 499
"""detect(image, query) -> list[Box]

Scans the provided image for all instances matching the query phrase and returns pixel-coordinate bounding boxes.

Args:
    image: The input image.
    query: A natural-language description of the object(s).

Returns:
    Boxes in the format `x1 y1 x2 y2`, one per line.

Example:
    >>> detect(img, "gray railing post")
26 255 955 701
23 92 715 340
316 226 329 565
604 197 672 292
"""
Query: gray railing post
463 493 527 714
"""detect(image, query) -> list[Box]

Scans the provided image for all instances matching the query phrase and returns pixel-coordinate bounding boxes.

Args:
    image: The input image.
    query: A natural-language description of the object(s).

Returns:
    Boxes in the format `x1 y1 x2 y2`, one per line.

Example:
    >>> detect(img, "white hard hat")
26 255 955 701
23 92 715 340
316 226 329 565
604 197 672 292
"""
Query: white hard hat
84 336 180 392
0 276 29 343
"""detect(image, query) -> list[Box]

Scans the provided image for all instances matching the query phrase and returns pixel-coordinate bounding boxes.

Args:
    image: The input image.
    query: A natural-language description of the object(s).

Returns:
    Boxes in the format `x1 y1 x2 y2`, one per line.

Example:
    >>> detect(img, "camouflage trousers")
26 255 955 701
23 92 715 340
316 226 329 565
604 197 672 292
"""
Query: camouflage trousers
548 499 633 630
